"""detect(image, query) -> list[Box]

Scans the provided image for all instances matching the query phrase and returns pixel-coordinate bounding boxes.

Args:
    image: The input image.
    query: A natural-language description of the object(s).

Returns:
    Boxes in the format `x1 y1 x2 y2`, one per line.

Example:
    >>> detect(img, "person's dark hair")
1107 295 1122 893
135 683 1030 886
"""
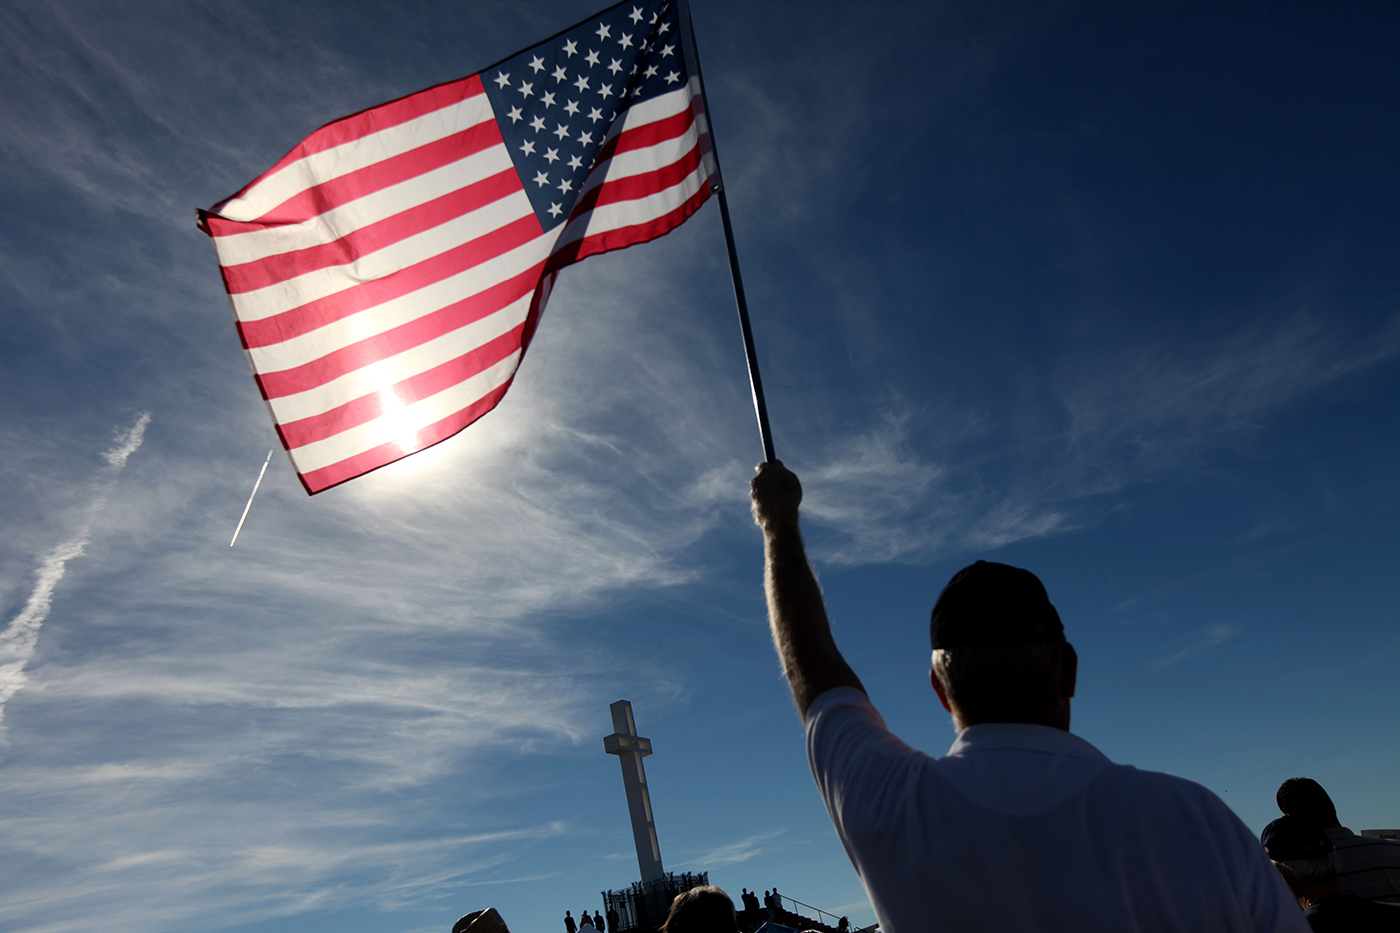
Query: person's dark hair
659 886 738 933
1277 777 1339 828
931 640 1069 725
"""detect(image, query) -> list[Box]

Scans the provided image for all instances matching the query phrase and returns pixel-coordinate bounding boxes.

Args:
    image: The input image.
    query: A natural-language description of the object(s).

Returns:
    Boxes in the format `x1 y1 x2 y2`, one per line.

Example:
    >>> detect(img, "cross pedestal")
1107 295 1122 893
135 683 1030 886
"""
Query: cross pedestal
603 699 664 883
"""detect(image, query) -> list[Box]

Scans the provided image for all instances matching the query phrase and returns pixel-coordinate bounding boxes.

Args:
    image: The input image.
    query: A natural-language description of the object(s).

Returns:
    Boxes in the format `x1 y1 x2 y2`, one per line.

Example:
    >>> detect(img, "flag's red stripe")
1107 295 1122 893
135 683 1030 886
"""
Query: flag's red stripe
279 323 526 448
214 76 486 212
298 375 516 494
220 168 520 294
569 143 702 220
256 259 544 399
548 181 710 274
237 213 542 348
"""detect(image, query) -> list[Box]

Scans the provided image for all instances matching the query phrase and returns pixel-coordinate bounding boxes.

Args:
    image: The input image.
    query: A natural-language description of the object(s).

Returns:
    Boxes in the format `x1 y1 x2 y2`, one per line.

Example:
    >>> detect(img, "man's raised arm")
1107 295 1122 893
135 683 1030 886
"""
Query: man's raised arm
750 461 865 716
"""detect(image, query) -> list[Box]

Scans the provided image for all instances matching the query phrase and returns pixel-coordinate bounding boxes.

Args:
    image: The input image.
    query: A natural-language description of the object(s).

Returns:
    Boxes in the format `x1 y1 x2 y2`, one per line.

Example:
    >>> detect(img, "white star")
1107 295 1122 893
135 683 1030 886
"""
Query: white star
660 43 674 57
554 123 571 140
598 83 614 98
533 170 550 187
544 147 560 163
564 99 580 116
530 115 547 132
558 177 574 193
664 71 680 84
619 33 634 49
518 80 534 97
650 12 658 24
595 22 611 40
563 39 578 57
553 65 568 82
585 49 600 67
630 63 638 75
548 202 563 218
608 58 623 74
507 106 523 122
644 64 658 78
520 139 536 155
659 21 671 34
574 74 590 92
542 91 556 107
494 71 511 88
568 154 583 169
529 55 545 73
577 130 594 146
629 6 644 23
587 106 604 122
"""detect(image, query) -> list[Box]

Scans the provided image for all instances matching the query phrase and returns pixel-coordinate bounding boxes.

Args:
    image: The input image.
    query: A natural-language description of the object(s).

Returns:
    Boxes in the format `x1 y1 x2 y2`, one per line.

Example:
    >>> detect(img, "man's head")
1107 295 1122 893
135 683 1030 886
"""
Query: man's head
1276 777 1341 829
1262 815 1342 903
660 886 738 933
928 561 1076 731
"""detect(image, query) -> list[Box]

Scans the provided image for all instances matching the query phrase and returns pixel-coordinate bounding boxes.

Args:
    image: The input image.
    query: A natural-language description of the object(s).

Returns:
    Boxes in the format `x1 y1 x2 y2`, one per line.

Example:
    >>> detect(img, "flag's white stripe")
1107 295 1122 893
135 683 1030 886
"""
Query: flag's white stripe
218 93 496 222
288 350 523 473
230 191 537 323
268 289 535 425
610 84 694 130
246 229 553 378
555 155 707 251
212 145 518 267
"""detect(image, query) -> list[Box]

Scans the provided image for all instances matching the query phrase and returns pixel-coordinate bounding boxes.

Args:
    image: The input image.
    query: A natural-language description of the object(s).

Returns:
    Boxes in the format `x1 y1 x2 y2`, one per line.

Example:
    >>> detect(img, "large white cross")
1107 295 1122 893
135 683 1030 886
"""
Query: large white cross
603 699 664 882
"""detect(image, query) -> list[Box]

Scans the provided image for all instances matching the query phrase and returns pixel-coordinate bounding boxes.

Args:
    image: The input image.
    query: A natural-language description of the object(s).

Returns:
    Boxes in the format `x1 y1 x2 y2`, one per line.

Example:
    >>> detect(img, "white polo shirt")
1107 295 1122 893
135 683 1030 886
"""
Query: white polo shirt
805 687 1309 933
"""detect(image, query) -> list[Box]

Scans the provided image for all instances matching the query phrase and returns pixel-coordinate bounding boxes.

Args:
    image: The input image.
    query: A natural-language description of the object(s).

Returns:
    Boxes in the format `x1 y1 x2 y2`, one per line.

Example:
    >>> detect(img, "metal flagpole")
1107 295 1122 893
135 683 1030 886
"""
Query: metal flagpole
680 0 777 464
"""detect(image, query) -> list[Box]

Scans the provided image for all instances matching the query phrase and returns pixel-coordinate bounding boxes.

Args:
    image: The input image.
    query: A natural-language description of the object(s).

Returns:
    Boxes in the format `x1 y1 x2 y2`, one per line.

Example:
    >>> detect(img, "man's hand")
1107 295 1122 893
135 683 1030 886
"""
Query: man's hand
751 459 802 532
751 460 864 716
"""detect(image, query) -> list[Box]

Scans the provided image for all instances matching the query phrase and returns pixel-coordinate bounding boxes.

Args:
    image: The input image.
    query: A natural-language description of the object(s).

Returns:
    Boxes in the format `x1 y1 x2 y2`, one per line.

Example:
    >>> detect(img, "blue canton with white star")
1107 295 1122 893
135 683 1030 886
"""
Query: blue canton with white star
481 0 690 230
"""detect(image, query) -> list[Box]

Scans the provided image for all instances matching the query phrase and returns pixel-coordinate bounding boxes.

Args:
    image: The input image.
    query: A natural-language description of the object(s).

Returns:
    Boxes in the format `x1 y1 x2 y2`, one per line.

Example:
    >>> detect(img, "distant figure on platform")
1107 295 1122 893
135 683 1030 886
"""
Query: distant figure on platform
1278 777 1400 905
593 910 605 931
741 889 760 915
770 888 782 920
1262 816 1400 932
579 909 595 929
838 917 849 932
750 460 1310 933
660 885 740 933
606 907 619 933
564 911 576 933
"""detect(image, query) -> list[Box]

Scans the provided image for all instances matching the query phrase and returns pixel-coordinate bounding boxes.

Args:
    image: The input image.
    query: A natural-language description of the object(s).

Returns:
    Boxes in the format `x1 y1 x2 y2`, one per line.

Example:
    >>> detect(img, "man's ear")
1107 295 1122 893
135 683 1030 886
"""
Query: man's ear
1061 642 1078 699
930 665 954 714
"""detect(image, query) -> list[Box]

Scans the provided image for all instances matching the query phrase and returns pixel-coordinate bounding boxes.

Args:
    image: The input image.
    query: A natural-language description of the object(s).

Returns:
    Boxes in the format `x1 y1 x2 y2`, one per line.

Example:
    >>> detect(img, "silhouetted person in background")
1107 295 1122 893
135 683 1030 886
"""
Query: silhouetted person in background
1278 778 1400 905
579 909 595 929
1262 816 1400 932
606 907 619 933
593 910 604 931
751 460 1309 933
563 911 577 933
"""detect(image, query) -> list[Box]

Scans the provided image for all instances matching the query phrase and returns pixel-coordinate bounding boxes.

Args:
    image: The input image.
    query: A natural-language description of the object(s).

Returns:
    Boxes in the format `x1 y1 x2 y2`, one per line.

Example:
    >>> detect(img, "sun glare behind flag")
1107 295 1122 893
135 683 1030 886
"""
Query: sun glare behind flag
199 0 716 494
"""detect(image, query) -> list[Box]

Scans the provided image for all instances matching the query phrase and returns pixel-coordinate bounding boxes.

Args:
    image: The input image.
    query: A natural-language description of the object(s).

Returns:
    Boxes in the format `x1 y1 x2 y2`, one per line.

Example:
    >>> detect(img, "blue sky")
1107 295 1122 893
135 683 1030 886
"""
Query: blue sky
2 2 1398 932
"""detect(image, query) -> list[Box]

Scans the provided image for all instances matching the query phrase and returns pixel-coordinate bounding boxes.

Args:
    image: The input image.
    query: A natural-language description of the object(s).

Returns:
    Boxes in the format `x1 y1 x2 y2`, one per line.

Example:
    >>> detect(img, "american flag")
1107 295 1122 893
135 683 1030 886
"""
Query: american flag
199 0 716 494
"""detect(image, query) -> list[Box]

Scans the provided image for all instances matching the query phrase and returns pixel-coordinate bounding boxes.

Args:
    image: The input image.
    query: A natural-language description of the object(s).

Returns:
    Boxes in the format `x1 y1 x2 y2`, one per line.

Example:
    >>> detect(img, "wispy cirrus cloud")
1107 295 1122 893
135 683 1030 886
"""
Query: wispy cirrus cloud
0 412 149 731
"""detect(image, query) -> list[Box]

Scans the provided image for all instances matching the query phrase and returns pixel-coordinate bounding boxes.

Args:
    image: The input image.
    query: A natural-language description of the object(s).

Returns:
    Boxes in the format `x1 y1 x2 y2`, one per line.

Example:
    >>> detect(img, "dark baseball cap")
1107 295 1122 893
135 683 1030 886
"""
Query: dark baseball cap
930 561 1064 649
1261 816 1335 861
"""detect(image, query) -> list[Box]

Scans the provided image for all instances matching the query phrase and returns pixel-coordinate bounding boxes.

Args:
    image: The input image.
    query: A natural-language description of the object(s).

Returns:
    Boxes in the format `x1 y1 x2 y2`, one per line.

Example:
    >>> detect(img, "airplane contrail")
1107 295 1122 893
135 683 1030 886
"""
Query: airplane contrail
0 412 151 729
229 449 274 547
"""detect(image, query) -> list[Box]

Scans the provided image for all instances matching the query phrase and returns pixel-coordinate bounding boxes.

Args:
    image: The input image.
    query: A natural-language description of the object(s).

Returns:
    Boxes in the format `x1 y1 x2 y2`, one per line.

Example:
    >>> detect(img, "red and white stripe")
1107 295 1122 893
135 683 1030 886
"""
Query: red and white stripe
202 74 713 493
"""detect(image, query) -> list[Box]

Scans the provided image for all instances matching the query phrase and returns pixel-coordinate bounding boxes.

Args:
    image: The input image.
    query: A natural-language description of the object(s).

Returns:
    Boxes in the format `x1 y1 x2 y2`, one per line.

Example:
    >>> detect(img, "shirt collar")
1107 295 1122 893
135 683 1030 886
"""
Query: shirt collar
946 722 1110 762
